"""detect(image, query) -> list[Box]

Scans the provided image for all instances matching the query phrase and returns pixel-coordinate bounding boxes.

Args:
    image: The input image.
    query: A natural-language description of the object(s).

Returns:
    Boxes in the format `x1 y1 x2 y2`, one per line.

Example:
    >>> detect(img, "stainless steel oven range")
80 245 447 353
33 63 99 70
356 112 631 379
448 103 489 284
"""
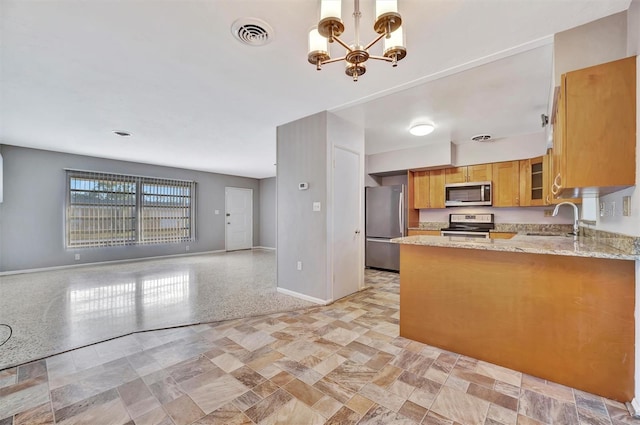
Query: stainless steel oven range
440 213 494 239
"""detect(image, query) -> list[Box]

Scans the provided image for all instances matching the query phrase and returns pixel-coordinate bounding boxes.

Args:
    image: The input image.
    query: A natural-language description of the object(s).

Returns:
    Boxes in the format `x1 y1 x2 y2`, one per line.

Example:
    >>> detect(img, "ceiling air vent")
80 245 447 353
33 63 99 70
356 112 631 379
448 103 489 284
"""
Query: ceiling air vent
471 134 492 142
231 18 274 47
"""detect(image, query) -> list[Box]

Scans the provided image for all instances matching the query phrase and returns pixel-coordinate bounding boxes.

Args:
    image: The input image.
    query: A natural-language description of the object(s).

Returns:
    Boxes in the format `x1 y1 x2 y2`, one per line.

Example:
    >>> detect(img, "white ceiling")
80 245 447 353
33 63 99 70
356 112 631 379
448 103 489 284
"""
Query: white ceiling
0 0 631 178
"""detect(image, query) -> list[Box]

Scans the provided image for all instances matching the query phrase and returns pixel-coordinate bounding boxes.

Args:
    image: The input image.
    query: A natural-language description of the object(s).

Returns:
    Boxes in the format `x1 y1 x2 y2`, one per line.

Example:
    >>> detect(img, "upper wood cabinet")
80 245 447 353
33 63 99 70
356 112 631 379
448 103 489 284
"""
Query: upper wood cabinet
411 169 445 209
492 161 520 207
429 169 446 209
413 171 430 209
552 56 636 198
519 155 547 207
445 164 492 184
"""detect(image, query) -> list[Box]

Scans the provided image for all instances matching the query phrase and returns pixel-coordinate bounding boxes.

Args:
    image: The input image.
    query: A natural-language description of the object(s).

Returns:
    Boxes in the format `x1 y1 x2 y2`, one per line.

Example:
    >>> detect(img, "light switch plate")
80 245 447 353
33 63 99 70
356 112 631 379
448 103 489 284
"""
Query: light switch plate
313 202 321 212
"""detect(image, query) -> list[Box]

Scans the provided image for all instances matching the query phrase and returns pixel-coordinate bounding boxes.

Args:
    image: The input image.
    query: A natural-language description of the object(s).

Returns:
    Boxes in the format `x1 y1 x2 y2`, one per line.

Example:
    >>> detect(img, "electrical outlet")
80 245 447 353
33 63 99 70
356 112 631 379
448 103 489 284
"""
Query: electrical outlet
543 209 553 217
74 254 80 261
297 261 303 271
186 245 190 251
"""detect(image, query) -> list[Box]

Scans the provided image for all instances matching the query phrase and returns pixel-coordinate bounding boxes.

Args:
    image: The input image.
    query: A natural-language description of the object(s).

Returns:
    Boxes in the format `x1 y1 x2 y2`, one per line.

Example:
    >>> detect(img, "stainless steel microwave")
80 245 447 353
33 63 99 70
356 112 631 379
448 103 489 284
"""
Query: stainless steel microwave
444 181 492 207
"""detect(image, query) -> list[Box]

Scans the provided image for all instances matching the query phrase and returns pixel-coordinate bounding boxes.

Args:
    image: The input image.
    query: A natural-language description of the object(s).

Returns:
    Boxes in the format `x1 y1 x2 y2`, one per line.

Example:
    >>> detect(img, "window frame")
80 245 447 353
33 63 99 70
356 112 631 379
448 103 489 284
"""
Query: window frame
65 170 196 249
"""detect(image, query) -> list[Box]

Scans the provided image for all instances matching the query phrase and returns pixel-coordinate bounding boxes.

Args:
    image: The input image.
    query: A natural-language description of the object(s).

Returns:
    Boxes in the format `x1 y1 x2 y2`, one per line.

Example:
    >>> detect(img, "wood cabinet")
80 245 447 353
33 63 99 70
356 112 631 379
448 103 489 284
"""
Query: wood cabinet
519 155 548 206
445 164 492 184
429 169 446 209
411 169 445 209
552 56 636 198
399 244 635 401
408 229 441 236
413 171 430 209
492 161 520 207
489 232 516 239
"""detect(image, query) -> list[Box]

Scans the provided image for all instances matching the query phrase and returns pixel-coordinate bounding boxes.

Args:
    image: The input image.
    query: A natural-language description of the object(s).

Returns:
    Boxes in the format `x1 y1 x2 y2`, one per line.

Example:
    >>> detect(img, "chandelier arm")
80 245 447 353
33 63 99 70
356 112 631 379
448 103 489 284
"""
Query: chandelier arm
321 56 348 65
363 32 386 51
368 55 394 62
331 35 353 52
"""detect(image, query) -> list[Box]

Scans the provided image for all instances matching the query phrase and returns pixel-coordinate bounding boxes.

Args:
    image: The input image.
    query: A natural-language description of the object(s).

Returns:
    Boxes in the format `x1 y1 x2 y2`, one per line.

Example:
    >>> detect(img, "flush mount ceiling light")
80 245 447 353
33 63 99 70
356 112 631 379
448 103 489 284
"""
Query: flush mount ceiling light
409 124 435 136
308 0 407 82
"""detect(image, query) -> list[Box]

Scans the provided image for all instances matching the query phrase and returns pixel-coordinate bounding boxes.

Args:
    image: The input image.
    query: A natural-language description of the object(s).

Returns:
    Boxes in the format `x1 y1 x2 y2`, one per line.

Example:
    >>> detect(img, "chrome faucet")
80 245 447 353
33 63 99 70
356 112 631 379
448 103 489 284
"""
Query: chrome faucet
552 201 579 237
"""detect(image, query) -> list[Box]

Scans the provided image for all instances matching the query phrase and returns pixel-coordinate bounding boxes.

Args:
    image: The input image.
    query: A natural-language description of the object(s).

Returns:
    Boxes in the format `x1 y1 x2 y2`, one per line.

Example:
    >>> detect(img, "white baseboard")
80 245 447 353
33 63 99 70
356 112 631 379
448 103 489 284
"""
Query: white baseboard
626 399 640 418
0 250 226 276
253 246 276 251
276 287 332 305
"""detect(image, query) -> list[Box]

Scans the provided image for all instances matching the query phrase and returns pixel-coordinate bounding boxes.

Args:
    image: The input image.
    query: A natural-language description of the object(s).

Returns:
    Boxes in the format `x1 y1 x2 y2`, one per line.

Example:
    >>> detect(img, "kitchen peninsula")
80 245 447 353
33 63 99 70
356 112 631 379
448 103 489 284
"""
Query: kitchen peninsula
393 234 637 401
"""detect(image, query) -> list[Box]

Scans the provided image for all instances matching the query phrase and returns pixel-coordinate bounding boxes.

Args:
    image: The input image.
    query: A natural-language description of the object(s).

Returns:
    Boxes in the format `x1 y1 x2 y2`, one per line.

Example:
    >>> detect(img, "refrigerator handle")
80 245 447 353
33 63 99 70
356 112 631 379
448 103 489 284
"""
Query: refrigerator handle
398 192 404 236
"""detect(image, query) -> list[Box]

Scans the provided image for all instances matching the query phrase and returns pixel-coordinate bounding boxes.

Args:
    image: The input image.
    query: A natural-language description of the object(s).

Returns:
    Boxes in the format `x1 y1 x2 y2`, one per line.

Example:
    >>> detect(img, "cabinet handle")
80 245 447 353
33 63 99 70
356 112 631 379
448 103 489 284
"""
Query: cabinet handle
554 173 562 188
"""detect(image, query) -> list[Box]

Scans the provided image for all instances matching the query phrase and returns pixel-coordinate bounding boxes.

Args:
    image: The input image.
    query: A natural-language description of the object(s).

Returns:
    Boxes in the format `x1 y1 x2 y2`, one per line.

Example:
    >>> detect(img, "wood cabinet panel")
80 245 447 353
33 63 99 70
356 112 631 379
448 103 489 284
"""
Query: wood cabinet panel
489 232 516 239
467 164 493 182
553 56 636 198
429 169 446 209
445 167 466 184
413 171 430 209
445 164 492 184
520 156 545 207
492 161 520 207
400 244 635 401
407 229 441 236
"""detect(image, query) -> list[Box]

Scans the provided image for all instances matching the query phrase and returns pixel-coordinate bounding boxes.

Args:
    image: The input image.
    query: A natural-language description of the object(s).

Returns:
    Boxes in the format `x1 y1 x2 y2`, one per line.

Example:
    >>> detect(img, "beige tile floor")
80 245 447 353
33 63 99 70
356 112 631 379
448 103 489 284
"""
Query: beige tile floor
1 269 638 424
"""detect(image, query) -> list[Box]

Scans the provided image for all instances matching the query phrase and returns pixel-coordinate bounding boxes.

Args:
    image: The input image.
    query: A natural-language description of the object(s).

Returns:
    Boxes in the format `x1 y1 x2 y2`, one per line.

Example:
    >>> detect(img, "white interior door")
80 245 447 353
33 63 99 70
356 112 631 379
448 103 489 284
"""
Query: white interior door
333 146 362 300
225 187 253 251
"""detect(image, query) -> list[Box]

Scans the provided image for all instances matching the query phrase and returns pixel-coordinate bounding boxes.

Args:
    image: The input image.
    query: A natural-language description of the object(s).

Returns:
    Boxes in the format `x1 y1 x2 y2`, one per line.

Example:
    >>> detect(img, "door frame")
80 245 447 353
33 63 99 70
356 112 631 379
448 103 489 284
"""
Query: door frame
225 187 253 251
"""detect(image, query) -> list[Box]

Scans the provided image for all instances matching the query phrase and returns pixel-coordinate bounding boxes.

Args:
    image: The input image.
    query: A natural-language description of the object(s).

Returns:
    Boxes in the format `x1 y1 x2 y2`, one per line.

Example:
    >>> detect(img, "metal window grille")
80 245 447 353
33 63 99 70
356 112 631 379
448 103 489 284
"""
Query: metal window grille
66 170 196 248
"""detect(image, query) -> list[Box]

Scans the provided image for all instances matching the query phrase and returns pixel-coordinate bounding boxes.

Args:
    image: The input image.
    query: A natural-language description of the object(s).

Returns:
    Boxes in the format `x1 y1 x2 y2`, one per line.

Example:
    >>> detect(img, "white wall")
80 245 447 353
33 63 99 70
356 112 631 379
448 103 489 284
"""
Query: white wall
554 11 628 82
367 142 453 175
366 132 546 179
452 132 547 166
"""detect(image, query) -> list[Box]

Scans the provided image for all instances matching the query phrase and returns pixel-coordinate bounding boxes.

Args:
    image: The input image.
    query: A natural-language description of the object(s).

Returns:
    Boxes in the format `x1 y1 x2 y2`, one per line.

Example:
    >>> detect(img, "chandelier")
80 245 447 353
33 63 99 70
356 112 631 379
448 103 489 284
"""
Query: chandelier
307 0 406 82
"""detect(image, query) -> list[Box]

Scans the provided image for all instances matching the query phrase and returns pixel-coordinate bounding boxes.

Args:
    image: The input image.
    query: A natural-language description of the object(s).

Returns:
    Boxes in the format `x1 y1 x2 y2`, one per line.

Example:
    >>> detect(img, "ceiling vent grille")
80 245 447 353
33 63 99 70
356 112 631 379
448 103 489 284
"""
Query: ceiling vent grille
231 18 274 46
471 134 492 142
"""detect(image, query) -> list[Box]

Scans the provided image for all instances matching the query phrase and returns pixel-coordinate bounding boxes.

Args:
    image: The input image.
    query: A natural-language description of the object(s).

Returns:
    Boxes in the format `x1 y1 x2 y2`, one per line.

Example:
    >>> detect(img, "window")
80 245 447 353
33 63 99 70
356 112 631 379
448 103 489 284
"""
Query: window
66 171 195 248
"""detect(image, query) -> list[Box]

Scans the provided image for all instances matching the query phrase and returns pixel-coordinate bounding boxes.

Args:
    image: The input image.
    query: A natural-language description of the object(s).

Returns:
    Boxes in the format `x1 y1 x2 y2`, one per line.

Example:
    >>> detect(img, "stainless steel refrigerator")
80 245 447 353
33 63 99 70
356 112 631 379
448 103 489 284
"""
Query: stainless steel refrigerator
365 185 406 271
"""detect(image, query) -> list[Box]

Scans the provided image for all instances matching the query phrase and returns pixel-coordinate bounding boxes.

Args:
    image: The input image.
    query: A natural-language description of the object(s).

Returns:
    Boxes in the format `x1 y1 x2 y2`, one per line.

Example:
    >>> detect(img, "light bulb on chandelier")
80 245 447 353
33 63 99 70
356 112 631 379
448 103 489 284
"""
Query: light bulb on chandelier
307 0 407 82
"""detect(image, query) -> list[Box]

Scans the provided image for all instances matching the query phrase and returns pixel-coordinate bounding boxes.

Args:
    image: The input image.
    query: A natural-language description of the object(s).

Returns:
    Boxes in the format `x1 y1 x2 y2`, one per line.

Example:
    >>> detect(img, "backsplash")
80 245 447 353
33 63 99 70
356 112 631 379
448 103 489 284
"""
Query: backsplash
581 227 640 255
413 222 639 254
419 206 575 224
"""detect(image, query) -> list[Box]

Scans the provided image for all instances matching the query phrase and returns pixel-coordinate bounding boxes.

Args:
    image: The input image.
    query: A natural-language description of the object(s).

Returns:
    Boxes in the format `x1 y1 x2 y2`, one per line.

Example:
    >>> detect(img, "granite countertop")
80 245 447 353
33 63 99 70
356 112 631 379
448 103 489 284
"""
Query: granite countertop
391 233 639 260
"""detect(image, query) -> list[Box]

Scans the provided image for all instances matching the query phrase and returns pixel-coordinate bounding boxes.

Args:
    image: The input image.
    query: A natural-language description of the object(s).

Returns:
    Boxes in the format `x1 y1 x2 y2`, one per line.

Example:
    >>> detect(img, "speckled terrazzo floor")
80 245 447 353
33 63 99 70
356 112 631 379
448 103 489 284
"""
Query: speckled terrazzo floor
0 249 314 370
1 270 637 424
